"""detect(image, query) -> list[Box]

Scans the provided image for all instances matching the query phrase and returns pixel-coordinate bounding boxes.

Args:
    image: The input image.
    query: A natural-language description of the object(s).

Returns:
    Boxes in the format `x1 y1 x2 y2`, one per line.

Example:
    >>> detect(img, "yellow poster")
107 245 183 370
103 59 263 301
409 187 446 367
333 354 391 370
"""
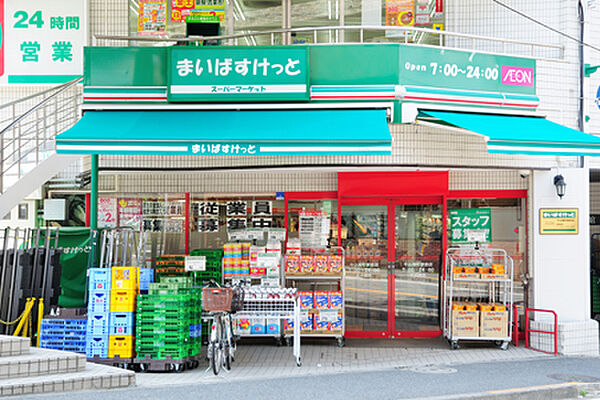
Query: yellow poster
539 208 579 235
385 0 415 27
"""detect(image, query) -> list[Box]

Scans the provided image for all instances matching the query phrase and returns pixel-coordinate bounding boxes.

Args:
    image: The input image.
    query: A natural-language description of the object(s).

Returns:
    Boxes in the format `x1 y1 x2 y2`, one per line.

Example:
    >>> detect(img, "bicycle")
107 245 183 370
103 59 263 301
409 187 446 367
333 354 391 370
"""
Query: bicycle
202 281 243 375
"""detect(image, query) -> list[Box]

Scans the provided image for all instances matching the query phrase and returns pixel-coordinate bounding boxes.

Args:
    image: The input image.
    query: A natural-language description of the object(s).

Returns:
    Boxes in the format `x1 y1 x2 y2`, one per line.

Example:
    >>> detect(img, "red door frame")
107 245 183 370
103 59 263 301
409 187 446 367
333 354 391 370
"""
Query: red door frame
390 196 445 338
283 185 527 339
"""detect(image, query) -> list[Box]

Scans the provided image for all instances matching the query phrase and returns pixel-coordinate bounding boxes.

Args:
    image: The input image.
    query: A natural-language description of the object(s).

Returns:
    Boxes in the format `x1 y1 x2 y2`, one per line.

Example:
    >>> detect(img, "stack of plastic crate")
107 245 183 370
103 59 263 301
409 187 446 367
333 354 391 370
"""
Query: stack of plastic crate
40 318 87 353
136 277 202 360
86 268 111 359
155 255 186 276
108 266 139 359
188 248 223 283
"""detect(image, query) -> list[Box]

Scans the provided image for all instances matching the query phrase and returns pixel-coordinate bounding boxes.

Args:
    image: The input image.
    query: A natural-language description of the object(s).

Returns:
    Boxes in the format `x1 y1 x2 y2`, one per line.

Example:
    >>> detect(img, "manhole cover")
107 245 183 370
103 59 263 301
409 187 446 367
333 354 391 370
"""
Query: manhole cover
407 365 458 374
548 373 600 383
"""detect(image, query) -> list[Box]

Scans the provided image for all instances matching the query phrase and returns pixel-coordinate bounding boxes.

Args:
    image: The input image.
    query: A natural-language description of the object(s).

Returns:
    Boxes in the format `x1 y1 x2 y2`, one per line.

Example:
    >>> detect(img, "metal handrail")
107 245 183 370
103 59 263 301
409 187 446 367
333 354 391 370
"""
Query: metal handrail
94 25 565 60
525 308 558 355
0 76 83 138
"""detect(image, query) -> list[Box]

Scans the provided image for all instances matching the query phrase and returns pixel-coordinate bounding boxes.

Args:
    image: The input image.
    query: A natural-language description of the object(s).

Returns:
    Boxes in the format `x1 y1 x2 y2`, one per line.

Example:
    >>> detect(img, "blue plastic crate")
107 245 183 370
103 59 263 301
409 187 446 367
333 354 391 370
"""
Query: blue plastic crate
85 335 109 359
41 319 65 330
41 327 64 336
88 268 111 291
63 344 86 354
139 268 154 293
40 339 64 348
88 291 110 314
87 313 110 336
109 312 134 335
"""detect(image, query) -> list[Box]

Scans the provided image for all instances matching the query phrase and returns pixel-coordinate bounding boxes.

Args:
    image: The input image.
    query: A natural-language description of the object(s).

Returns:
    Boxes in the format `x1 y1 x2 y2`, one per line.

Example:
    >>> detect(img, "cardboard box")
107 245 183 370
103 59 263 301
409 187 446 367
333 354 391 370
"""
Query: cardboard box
298 291 314 309
235 318 251 335
452 310 479 337
314 291 329 309
250 318 266 334
480 311 508 338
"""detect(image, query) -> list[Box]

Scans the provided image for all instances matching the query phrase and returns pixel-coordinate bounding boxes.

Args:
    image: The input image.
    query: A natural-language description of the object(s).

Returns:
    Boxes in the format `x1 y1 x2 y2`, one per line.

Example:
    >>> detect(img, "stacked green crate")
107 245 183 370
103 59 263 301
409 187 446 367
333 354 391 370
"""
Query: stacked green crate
136 277 202 359
189 249 224 283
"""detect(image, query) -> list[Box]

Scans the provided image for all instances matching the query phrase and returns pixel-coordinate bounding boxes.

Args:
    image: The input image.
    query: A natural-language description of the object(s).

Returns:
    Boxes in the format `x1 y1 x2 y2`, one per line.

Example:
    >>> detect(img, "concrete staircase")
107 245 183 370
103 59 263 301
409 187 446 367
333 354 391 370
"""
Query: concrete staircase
0 335 135 397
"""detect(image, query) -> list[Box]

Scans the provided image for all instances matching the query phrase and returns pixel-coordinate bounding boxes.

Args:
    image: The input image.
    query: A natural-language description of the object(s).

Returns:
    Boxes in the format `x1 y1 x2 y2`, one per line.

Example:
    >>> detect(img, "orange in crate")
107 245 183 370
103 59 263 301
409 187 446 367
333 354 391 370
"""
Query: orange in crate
477 303 493 312
477 267 491 274
452 303 465 311
463 303 478 311
463 267 476 274
452 267 463 274
108 335 135 358
110 289 137 312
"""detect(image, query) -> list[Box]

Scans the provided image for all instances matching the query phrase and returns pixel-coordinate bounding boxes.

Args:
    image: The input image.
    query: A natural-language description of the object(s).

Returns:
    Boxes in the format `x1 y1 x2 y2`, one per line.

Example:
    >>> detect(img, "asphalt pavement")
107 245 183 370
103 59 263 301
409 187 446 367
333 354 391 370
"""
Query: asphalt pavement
14 356 600 400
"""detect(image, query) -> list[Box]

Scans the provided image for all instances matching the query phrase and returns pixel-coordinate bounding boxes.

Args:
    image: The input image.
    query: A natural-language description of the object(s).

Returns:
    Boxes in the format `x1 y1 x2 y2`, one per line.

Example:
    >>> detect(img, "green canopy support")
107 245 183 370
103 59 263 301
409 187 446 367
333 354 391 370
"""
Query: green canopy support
90 154 98 230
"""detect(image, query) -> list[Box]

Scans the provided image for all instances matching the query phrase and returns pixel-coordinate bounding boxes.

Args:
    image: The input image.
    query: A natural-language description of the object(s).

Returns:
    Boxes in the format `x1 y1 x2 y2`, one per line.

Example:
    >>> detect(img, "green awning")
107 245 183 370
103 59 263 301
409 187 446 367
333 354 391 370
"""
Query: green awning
418 110 600 156
55 110 392 156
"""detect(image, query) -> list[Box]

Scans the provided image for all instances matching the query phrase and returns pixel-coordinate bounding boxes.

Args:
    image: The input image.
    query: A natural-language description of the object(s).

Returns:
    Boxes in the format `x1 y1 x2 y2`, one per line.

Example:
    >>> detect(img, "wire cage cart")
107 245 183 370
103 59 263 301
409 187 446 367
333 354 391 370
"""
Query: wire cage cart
443 246 514 350
234 287 302 366
283 246 345 348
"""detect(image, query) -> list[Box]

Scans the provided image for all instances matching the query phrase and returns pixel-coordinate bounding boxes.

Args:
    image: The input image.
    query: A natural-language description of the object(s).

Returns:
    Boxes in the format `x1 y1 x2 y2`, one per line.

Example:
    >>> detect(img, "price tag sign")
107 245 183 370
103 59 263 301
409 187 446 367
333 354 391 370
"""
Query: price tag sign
185 256 206 271
319 310 338 322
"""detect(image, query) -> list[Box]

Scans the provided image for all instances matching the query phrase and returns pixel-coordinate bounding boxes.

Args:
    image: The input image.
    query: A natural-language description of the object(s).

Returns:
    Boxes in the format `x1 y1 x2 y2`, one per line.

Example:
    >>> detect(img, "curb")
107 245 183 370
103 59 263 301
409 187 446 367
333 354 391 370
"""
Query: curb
411 382 600 400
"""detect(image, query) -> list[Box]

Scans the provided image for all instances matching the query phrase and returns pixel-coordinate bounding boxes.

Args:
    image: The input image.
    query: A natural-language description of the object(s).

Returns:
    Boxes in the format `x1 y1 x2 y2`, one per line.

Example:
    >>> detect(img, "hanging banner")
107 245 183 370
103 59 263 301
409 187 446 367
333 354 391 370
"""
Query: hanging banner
117 198 143 231
385 0 414 27
449 208 492 244
171 0 225 23
97 197 116 228
137 0 167 36
0 0 87 84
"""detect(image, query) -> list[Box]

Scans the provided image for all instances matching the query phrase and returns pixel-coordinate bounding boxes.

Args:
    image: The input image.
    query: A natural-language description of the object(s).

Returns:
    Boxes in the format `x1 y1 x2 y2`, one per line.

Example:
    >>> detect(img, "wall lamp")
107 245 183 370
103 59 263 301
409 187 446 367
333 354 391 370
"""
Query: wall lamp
554 174 566 199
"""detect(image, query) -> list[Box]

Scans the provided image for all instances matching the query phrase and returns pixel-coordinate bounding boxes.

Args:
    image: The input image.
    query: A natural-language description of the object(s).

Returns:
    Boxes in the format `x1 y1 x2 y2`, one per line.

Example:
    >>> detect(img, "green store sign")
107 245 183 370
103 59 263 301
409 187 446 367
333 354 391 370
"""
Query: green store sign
168 47 309 102
398 45 536 95
449 208 492 244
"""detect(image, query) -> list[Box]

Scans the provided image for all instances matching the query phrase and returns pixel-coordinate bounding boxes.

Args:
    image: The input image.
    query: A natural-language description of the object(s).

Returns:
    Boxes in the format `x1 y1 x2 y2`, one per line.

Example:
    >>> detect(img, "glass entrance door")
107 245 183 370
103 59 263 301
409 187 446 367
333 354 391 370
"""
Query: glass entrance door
341 203 390 337
392 202 443 337
341 199 444 338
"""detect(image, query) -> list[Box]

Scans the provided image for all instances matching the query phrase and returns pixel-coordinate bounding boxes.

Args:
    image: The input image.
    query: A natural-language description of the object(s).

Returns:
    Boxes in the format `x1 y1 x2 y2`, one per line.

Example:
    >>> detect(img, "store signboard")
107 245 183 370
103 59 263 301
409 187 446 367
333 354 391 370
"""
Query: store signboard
168 47 309 102
98 197 117 228
449 208 492 244
398 45 536 94
540 208 578 235
0 0 87 84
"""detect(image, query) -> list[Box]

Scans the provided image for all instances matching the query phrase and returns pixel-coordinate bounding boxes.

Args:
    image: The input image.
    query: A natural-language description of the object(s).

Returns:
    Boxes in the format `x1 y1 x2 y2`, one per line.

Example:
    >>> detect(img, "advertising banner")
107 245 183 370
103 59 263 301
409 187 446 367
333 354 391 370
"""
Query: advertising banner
0 0 87 84
449 208 492 244
138 0 167 35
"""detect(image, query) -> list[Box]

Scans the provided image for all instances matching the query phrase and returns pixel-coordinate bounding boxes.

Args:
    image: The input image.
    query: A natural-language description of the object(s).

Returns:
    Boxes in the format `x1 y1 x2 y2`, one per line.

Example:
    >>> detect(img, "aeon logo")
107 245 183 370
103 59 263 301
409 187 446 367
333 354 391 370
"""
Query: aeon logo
500 65 534 87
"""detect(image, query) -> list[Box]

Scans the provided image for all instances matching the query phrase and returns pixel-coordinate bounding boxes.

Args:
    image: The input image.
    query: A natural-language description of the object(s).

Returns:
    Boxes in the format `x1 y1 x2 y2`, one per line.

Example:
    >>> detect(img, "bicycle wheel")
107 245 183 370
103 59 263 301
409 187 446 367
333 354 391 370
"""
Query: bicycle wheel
211 340 222 375
222 316 232 370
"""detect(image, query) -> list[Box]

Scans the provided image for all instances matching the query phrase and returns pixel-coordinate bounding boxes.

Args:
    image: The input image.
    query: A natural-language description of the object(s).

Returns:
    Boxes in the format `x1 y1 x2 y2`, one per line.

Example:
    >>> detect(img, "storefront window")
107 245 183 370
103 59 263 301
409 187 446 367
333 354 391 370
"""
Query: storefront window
287 199 338 247
190 195 284 249
446 198 527 309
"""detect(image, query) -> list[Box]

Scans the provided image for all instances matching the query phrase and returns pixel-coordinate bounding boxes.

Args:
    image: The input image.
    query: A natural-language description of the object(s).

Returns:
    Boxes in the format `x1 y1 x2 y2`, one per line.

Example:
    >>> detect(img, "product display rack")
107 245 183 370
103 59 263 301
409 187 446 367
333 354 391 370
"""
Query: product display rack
284 246 345 348
443 246 514 350
234 290 302 366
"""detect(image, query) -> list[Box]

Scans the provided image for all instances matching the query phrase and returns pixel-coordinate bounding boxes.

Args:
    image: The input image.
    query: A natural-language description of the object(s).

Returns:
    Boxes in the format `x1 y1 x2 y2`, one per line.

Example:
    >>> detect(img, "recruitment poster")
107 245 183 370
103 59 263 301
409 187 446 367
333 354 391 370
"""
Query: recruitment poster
137 0 167 35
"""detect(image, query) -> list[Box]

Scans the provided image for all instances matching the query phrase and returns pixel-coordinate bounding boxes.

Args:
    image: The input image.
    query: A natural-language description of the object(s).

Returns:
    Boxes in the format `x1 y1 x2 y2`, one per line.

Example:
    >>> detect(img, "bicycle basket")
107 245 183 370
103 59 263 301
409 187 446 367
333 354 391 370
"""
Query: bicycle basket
202 287 244 313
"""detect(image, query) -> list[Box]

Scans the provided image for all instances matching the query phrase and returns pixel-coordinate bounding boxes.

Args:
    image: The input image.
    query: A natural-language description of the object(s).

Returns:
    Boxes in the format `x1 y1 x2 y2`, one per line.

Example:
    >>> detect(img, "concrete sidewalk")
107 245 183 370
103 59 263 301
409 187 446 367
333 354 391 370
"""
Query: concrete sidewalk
135 337 551 387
